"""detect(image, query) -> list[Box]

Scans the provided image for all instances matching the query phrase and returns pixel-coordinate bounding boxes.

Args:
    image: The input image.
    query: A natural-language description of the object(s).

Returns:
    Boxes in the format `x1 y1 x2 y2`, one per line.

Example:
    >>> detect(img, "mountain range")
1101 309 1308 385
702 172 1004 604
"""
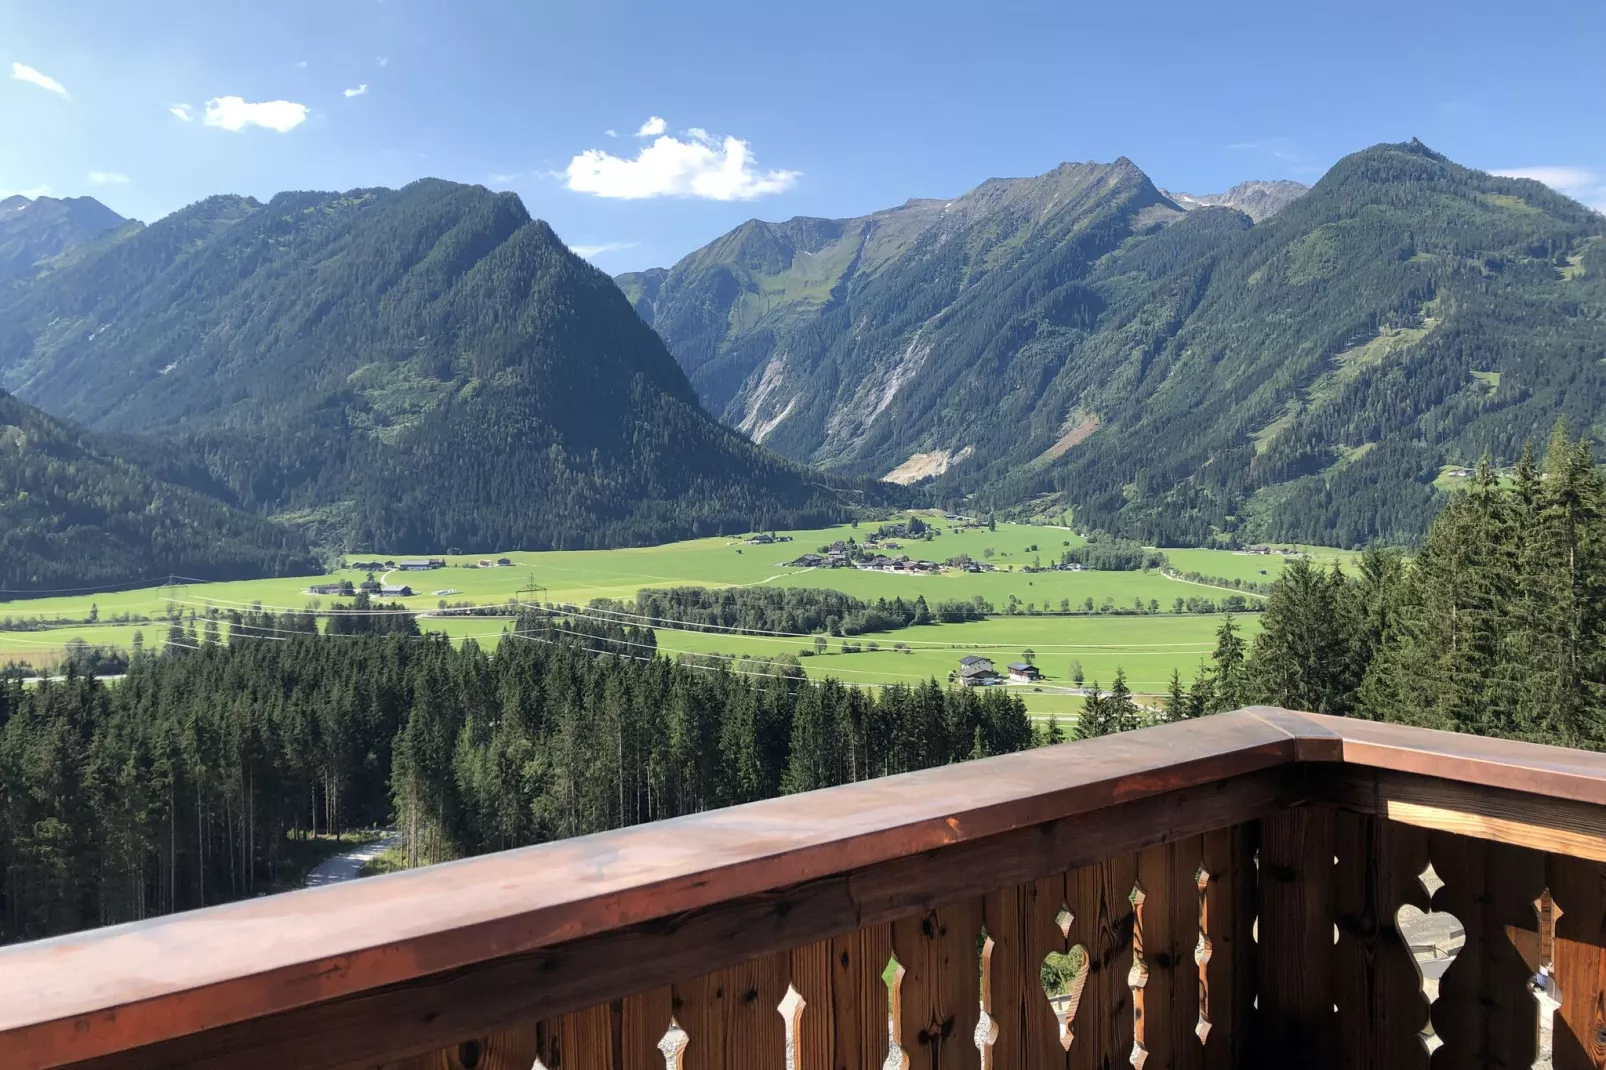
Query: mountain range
621 141 1606 546
0 194 129 282
0 181 879 589
2 139 1602 592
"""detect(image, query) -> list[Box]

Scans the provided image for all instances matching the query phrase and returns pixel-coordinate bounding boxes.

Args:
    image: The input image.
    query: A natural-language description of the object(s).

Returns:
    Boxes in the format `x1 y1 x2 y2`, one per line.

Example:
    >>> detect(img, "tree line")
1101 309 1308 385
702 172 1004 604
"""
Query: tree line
591 586 987 639
1083 428 1606 752
0 608 1029 944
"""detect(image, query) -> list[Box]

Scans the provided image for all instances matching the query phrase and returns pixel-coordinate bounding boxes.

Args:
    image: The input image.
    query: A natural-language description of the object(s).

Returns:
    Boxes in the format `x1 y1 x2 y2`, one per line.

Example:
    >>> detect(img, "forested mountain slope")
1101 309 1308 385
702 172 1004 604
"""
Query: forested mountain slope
0 180 877 552
0 391 319 592
630 142 1606 546
0 194 128 281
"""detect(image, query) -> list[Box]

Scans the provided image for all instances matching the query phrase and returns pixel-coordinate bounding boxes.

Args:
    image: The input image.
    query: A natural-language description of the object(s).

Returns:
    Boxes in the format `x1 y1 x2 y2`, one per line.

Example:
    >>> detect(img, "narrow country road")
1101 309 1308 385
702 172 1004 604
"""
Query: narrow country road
304 832 401 887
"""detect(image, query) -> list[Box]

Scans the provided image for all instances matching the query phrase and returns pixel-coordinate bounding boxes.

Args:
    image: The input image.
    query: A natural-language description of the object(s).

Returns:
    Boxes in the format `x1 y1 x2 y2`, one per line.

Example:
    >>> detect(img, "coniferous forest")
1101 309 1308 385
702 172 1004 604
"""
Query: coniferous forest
0 610 1031 943
1092 428 1606 752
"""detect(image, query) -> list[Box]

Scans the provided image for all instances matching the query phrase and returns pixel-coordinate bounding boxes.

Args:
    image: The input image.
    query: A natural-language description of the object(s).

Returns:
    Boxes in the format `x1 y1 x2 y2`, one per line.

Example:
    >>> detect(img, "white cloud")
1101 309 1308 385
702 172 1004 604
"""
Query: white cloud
636 116 666 137
1494 167 1606 213
488 172 519 185
203 96 308 133
88 171 130 185
604 129 618 138
169 103 194 121
377 56 389 67
344 84 369 97
11 63 69 99
566 121 799 201
569 241 639 260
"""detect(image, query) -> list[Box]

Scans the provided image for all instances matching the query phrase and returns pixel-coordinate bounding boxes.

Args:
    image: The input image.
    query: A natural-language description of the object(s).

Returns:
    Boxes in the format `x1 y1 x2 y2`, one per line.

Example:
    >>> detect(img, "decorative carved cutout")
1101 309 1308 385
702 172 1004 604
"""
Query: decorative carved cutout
1195 864 1214 1045
778 983 806 1070
882 955 909 1070
1397 861 1466 1056
975 927 999 1069
1532 889 1561 1068
1130 882 1150 1069
1041 900 1090 1053
657 1020 689 1070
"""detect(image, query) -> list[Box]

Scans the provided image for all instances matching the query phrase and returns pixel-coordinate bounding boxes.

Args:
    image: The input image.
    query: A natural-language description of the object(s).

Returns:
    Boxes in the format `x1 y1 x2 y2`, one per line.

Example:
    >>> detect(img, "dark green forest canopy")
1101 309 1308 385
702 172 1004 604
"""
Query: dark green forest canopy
0 390 319 592
0 180 890 557
633 141 1606 547
0 613 1030 943
1133 430 1606 750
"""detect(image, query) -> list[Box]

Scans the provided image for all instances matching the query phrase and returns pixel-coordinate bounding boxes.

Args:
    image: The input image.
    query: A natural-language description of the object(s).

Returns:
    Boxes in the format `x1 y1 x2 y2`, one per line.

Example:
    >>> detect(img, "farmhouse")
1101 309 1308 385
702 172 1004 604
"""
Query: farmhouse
306 582 347 596
398 560 441 571
1007 662 1042 683
960 664 1001 687
349 561 383 571
380 585 414 597
959 655 994 671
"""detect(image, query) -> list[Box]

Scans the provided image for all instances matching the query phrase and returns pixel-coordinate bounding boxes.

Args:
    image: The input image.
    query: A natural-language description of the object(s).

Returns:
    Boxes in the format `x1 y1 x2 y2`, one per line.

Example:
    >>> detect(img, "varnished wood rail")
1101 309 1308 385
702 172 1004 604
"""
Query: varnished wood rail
4 708 1606 1069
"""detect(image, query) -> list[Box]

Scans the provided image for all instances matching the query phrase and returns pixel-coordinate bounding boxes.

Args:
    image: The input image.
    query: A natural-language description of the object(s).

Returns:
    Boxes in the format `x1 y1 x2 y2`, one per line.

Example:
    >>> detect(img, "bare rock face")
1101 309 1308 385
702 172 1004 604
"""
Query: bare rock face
1159 180 1310 222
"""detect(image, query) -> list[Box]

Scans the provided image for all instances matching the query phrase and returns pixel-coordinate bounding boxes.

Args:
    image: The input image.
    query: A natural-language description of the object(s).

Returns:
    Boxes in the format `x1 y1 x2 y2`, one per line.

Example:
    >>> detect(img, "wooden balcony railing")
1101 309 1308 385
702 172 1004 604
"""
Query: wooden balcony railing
5 707 1606 1069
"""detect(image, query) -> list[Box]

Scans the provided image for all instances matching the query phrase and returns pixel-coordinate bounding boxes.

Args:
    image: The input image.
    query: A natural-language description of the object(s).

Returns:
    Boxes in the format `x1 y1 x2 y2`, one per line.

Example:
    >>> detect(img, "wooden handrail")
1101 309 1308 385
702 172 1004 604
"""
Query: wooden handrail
4 708 1605 1069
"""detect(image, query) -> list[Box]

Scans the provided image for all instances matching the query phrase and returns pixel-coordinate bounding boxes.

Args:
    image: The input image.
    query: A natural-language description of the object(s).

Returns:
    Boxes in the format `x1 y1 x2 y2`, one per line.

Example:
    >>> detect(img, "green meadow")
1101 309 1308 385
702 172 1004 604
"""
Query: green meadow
4 517 1311 694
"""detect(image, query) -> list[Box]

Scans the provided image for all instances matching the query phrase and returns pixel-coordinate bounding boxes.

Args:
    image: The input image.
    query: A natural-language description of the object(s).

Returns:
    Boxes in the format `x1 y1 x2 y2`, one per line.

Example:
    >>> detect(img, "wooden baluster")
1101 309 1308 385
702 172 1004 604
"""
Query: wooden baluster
621 988 674 1070
1546 854 1606 1070
1332 811 1430 1070
1429 833 1544 1070
1199 822 1256 1070
890 898 983 1070
1139 834 1208 1070
789 939 834 1070
1067 854 1139 1070
831 923 894 1070
673 951 790 1070
982 883 1027 1069
1254 807 1337 1068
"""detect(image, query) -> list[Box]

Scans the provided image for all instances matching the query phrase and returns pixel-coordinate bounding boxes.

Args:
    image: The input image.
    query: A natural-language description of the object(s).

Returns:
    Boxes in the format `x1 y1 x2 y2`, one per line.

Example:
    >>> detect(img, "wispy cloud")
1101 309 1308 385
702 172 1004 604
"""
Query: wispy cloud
377 56 389 67
569 241 639 260
488 172 520 185
1227 137 1323 177
1493 167 1606 213
566 118 798 201
204 96 308 133
87 171 130 186
11 62 69 99
343 84 369 98
169 103 194 122
604 129 618 138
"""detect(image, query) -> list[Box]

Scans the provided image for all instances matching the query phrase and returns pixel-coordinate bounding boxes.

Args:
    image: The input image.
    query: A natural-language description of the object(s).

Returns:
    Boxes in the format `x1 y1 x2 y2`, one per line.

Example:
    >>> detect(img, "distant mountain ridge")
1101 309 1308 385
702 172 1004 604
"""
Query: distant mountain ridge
0 390 319 593
625 142 1606 546
0 194 128 281
0 180 883 557
1157 179 1309 222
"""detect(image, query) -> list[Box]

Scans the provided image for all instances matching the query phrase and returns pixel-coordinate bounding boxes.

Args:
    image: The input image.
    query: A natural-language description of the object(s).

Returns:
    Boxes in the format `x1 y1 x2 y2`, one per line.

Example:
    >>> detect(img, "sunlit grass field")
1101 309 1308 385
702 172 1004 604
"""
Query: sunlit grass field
4 517 1302 693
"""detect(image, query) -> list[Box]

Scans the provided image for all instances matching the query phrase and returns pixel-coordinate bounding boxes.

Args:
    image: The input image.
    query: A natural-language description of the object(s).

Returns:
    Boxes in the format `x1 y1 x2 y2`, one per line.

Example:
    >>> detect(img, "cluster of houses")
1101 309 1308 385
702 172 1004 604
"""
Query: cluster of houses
956 655 1041 687
742 534 794 546
1243 545 1300 556
305 580 414 598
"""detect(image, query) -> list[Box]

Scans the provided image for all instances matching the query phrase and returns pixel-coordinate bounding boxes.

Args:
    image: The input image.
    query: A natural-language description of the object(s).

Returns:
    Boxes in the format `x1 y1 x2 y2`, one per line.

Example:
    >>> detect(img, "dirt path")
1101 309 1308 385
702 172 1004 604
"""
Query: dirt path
304 832 400 887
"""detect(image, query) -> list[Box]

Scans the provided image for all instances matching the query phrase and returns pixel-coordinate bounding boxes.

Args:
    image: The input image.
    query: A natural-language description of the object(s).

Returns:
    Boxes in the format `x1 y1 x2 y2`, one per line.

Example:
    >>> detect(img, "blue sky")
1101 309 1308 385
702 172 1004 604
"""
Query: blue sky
3 0 1603 273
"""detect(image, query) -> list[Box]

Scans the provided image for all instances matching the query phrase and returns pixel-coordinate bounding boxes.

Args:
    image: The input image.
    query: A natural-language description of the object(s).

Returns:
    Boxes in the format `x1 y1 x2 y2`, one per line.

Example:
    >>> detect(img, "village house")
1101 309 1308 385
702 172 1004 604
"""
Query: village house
959 659 1001 687
306 582 348 596
380 584 414 598
398 559 441 571
1007 662 1042 683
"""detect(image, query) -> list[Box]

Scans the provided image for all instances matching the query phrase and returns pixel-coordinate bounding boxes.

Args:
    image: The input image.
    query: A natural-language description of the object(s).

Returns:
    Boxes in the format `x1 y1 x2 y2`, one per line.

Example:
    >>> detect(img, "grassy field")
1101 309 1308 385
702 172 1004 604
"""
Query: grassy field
3 517 1310 694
